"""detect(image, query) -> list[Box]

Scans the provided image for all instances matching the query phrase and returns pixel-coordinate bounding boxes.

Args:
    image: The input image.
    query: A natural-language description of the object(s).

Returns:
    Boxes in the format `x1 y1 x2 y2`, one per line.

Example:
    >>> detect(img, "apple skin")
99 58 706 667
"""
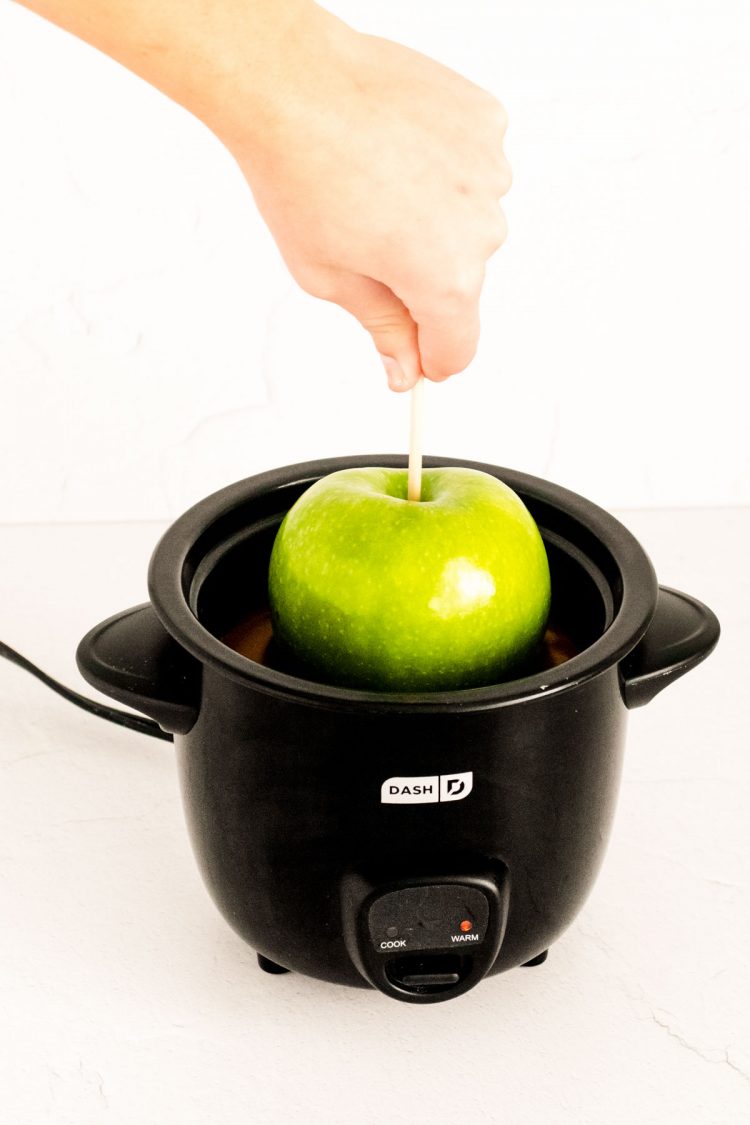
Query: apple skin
267 467 551 692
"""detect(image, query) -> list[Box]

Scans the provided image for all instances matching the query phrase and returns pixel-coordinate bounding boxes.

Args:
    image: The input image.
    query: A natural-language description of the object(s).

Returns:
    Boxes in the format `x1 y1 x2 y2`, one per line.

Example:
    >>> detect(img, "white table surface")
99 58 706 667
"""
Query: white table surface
1 508 748 1125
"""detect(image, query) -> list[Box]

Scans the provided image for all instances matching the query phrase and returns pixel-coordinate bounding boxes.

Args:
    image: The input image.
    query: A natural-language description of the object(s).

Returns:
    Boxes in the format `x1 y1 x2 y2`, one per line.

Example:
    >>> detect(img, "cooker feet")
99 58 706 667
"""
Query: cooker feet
521 949 548 967
257 953 291 975
257 950 548 975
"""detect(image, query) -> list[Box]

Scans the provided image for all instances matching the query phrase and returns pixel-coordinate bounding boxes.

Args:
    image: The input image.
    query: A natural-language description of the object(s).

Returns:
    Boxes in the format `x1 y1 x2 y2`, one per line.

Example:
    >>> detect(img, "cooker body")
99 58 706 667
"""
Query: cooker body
176 662 627 993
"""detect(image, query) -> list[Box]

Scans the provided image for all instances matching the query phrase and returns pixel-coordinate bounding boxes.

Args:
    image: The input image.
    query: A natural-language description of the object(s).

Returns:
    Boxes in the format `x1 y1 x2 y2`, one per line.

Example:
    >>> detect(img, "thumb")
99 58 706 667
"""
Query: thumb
322 270 423 392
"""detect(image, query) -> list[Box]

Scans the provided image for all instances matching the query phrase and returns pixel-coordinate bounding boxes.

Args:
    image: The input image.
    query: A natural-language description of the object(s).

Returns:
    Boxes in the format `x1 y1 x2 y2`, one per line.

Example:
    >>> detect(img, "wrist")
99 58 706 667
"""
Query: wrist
15 0 337 152
198 2 352 153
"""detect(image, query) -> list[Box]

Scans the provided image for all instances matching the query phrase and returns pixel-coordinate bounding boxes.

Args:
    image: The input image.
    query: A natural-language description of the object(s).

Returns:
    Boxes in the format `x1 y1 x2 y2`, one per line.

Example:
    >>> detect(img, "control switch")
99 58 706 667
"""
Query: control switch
368 883 490 954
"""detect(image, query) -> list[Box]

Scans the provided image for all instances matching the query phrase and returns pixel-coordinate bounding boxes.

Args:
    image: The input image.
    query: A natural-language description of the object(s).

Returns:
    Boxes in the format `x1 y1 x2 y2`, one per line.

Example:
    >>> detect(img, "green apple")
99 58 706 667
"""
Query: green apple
267 466 551 692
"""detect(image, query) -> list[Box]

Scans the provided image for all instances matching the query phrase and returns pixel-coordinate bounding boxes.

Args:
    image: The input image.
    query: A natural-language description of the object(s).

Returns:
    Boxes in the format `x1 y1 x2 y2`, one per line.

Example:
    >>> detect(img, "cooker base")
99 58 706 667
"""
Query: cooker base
257 954 291 975
255 947 551 982
521 950 549 967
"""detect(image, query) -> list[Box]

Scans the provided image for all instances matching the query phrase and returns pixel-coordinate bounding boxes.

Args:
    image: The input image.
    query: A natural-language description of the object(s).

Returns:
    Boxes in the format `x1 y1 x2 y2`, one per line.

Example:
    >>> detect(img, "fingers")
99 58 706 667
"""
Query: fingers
411 271 483 382
379 352 421 393
417 309 481 382
296 267 423 392
297 263 483 388
291 191 507 389
393 198 506 382
336 275 424 392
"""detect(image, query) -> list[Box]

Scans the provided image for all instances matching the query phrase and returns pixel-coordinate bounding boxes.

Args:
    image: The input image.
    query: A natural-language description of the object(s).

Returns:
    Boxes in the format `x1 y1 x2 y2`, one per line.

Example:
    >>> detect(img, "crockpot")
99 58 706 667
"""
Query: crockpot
77 456 719 1004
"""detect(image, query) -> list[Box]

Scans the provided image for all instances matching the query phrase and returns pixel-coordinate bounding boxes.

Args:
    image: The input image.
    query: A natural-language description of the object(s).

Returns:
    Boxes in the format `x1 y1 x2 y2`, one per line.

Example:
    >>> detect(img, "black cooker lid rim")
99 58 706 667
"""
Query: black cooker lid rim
147 455 658 712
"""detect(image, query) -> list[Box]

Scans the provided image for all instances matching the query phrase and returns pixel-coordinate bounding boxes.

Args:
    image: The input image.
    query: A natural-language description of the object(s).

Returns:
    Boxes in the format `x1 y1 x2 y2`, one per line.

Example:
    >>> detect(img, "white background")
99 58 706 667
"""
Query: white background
0 4 749 1123
1 0 748 522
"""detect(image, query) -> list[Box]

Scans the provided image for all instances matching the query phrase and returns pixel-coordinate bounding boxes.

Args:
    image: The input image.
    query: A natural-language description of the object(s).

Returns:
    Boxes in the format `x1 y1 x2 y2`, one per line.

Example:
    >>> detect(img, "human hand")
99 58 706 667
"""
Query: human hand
15 0 510 391
217 9 511 391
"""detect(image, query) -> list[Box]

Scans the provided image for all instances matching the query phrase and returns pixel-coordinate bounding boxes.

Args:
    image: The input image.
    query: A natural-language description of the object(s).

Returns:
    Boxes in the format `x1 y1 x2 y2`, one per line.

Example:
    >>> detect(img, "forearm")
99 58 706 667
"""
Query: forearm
13 0 511 387
12 0 328 143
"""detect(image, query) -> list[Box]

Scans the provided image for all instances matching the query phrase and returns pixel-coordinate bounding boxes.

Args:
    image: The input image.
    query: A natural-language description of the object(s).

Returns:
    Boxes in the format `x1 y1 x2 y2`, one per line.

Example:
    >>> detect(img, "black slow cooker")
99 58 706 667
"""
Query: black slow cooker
77 456 719 1004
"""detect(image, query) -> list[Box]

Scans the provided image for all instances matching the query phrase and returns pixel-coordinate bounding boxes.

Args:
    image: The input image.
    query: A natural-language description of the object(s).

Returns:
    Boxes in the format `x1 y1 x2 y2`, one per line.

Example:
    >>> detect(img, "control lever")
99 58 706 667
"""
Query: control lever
341 867 508 1004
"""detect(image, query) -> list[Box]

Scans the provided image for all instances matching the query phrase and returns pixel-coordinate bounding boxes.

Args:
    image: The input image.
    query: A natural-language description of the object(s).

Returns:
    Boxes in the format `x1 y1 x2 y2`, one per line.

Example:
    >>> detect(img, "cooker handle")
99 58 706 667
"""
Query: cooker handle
76 603 200 735
620 586 719 709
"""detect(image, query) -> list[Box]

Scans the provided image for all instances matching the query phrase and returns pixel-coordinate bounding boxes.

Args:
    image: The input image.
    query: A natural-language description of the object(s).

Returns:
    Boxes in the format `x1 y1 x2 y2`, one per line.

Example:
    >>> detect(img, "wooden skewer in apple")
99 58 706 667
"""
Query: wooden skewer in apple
407 376 425 502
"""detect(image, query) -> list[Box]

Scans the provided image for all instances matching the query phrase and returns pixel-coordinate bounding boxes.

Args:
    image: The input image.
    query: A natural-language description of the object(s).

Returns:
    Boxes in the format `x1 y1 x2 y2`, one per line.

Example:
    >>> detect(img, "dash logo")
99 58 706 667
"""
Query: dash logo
380 771 473 805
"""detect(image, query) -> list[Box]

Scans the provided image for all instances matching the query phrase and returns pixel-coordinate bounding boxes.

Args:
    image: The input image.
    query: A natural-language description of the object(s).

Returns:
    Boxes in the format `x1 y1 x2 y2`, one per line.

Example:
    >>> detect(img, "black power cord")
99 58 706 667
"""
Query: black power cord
0 640 173 742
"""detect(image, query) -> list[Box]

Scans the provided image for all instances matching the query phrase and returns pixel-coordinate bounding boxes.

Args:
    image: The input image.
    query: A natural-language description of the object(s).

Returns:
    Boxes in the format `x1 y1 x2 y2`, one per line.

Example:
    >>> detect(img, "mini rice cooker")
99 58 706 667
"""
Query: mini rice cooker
77 455 720 1004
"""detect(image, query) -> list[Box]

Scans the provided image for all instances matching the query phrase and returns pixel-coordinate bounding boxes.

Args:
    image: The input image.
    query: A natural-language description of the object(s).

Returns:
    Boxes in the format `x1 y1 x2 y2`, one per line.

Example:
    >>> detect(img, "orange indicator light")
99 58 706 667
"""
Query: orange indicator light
459 919 473 933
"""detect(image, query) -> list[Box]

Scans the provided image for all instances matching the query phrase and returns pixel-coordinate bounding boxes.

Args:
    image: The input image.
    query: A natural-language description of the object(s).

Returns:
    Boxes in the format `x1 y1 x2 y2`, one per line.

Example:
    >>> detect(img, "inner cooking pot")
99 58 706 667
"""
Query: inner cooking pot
77 455 719 1004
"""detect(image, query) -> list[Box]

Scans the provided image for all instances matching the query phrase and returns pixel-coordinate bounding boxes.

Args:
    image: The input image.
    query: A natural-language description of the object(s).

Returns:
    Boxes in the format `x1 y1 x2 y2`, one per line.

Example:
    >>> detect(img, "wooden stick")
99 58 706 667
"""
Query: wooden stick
407 376 425 502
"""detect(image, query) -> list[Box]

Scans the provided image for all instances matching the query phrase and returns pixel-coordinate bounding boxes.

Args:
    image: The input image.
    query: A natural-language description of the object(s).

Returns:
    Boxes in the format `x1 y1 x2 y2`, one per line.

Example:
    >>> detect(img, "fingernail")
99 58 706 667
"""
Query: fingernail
379 354 407 391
